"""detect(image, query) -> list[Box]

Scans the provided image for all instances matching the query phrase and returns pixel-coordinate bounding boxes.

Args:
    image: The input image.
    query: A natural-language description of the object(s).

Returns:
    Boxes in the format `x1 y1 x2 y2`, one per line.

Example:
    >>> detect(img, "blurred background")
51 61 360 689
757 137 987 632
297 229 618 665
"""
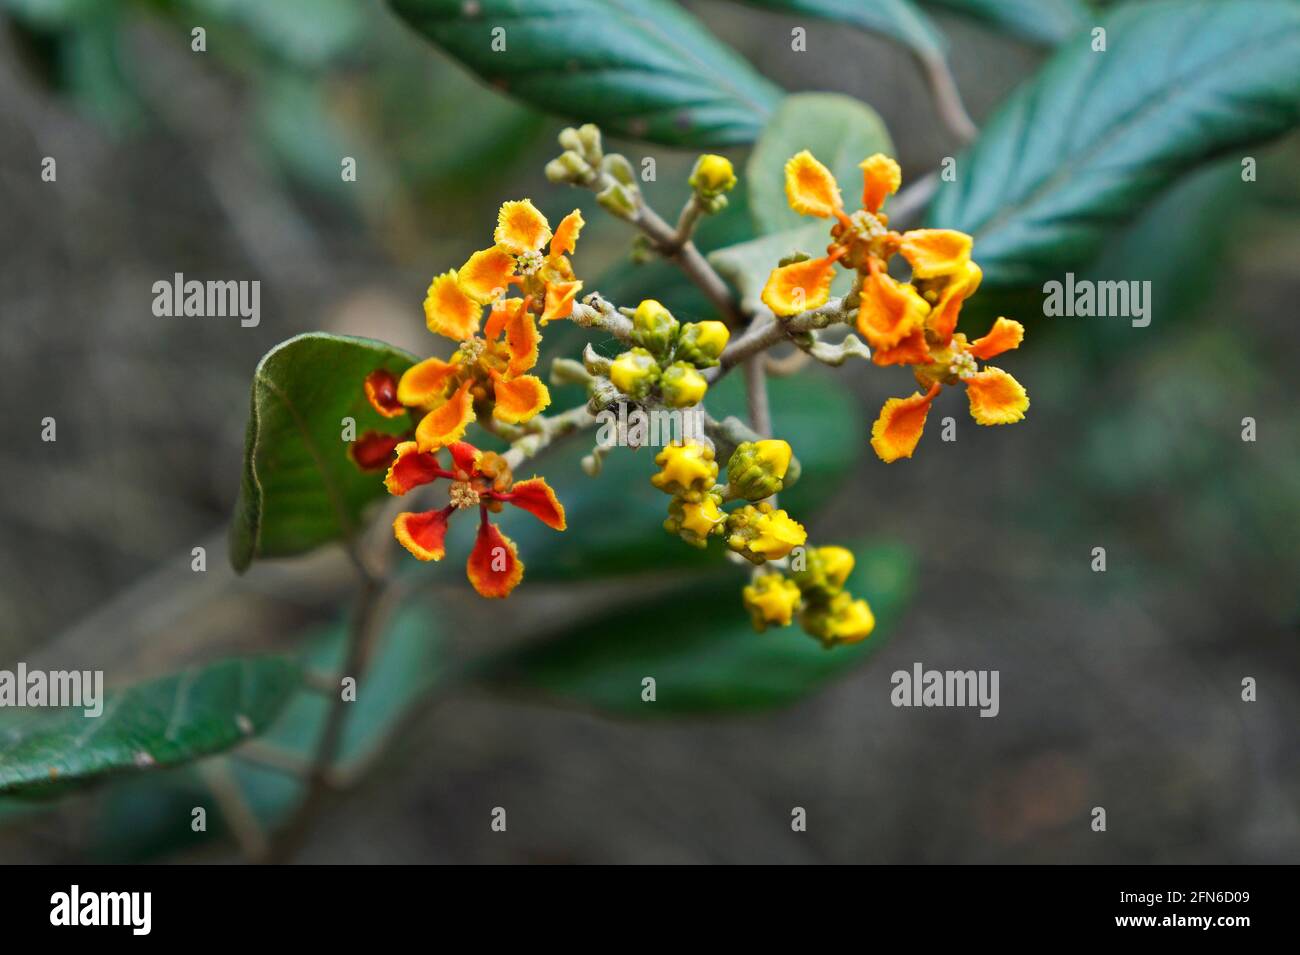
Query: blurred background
0 0 1296 863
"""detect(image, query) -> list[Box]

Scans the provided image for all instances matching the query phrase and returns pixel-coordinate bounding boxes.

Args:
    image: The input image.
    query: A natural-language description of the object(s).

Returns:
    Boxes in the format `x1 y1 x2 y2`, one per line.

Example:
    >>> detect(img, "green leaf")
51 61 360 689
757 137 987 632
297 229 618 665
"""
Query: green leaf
746 92 894 235
385 0 783 146
230 333 416 572
480 542 914 715
0 657 299 795
511 370 862 582
709 222 855 314
927 0 1300 286
920 0 1088 46
733 0 945 56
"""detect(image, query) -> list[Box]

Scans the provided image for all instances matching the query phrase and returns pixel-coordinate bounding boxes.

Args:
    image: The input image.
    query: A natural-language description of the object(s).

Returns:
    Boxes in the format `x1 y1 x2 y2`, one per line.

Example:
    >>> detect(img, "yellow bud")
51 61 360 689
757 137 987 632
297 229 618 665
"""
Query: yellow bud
752 440 792 480
676 320 730 367
609 347 660 398
816 545 854 590
660 362 708 408
689 154 737 196
742 574 802 632
679 496 723 538
802 591 875 646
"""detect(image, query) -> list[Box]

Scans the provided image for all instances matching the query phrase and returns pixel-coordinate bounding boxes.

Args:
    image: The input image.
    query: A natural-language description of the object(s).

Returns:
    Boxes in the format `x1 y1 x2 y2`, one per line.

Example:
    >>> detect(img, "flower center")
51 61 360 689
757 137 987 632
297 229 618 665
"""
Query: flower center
515 249 544 276
449 480 481 509
458 338 486 363
948 349 978 379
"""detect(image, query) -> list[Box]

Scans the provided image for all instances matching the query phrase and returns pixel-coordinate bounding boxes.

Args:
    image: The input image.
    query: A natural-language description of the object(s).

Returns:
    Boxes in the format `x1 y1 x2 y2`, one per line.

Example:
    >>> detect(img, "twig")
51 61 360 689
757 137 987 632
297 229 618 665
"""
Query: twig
918 53 977 145
743 357 772 437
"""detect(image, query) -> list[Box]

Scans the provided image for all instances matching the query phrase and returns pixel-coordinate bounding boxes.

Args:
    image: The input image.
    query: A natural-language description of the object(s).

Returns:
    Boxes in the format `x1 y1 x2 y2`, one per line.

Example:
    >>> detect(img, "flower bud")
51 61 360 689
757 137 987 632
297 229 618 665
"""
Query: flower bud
689 154 737 197
725 502 807 564
557 126 584 153
659 362 708 408
581 342 612 377
577 123 603 162
663 491 725 548
726 439 792 501
800 590 875 647
650 441 718 502
602 153 637 187
629 298 679 356
675 320 729 367
597 181 638 219
608 347 660 399
791 545 854 600
742 573 802 631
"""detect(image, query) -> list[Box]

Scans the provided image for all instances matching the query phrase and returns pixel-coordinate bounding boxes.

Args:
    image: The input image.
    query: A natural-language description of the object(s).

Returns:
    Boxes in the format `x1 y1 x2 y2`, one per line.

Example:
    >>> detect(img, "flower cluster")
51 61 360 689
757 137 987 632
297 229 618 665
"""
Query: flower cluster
608 300 730 408
744 545 875 647
762 150 1029 462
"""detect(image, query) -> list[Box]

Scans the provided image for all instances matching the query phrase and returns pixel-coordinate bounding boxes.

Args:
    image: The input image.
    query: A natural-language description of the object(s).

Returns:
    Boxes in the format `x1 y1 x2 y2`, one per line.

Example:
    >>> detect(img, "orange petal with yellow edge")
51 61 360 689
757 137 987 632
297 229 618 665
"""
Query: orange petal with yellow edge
397 356 460 408
968 317 1024 360
964 367 1028 425
484 297 525 341
784 150 842 218
761 255 837 317
494 199 551 254
540 280 581 325
350 431 401 471
393 506 453 561
466 519 523 598
363 369 406 418
505 477 566 530
856 269 929 349
550 209 584 258
870 383 940 463
926 261 982 345
899 229 973 280
505 309 540 376
423 271 481 341
415 380 475 452
385 440 447 495
859 153 901 214
459 247 516 304
871 326 930 367
490 371 549 424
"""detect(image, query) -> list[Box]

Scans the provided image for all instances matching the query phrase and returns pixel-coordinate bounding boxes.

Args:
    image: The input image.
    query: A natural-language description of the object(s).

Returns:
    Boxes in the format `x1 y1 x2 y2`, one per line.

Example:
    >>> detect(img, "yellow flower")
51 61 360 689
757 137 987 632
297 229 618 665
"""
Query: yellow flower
726 502 807 563
743 574 802 631
802 591 876 647
650 442 718 502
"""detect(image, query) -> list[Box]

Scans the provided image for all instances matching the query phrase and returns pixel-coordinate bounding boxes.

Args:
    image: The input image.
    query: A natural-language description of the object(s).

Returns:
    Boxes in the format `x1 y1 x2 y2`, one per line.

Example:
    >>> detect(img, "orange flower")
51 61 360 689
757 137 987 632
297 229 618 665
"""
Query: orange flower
387 439 565 598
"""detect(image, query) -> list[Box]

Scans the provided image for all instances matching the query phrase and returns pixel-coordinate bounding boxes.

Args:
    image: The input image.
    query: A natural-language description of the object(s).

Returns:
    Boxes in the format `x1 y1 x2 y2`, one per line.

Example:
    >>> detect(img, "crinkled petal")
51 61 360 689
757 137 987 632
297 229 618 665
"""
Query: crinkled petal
350 431 401 471
505 308 540 376
870 383 940 463
926 261 982 345
447 440 481 478
415 380 475 451
459 247 516 304
484 297 525 342
539 279 582 325
871 326 930 367
550 209 584 258
490 371 550 423
505 477 566 530
423 271 481 341
466 519 523 598
494 199 551 254
784 150 842 218
393 507 453 561
397 356 460 409
363 369 406 418
385 440 446 495
965 367 1028 425
856 269 930 349
859 153 901 214
899 229 972 280
760 255 837 316
968 317 1024 360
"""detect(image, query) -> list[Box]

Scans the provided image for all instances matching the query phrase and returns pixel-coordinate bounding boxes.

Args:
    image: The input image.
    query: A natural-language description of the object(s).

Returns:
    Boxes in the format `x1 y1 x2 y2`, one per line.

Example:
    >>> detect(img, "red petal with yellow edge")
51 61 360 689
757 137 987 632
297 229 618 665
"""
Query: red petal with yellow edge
466 518 523 598
871 326 930 367
363 369 406 418
385 440 447 495
415 380 475 452
447 440 482 478
761 255 836 317
505 308 540 376
350 431 401 471
899 229 973 280
859 154 901 214
784 150 842 218
393 506 453 561
494 199 551 254
484 297 525 342
870 383 940 463
968 317 1024 360
550 209 584 258
459 247 516 304
540 280 582 325
490 371 550 424
505 477 566 530
964 367 1029 425
856 268 929 349
423 271 481 340
397 356 460 408
926 261 982 345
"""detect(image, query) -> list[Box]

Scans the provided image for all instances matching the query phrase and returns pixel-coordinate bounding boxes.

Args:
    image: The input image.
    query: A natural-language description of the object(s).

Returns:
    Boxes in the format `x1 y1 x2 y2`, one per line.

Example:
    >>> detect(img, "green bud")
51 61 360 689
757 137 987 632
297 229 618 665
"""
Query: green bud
602 153 636 187
629 299 679 356
577 123 603 162
659 362 708 408
675 320 730 367
597 182 637 220
544 158 571 184
609 347 660 399
557 127 584 153
581 342 612 377
726 439 793 501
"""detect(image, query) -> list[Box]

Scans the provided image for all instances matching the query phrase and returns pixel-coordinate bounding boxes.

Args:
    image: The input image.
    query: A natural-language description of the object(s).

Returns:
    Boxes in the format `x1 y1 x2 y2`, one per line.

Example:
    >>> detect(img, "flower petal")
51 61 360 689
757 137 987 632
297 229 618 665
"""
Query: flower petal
466 518 524 598
968 317 1024 361
385 440 446 495
393 506 453 561
505 477 566 530
859 153 901 214
870 326 930 367
539 279 582 325
363 369 406 418
494 199 551 254
784 150 842 218
925 260 982 345
459 247 516 304
415 379 475 451
423 270 481 340
550 209 584 258
870 383 940 463
397 356 460 409
899 229 972 280
856 268 930 349
505 308 540 376
760 255 837 316
490 371 550 423
484 297 525 342
965 367 1028 425
447 440 482 478
349 431 401 471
